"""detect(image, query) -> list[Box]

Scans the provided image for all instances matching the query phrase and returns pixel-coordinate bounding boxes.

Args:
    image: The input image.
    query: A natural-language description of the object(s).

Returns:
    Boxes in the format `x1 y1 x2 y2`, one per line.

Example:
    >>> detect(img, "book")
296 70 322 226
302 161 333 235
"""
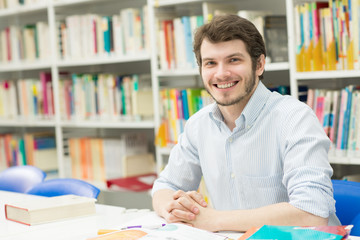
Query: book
263 15 288 63
122 153 156 177
5 194 96 226
88 223 228 240
106 173 157 192
242 225 353 240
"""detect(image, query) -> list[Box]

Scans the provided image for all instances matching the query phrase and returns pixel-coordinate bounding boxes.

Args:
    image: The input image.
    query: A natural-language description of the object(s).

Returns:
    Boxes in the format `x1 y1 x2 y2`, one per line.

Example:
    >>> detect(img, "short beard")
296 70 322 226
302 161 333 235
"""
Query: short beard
206 70 257 107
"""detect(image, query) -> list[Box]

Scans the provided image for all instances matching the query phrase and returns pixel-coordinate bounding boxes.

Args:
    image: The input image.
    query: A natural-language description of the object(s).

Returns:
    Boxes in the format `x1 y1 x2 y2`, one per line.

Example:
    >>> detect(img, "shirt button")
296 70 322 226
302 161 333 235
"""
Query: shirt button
231 173 235 178
246 125 251 129
229 138 233 143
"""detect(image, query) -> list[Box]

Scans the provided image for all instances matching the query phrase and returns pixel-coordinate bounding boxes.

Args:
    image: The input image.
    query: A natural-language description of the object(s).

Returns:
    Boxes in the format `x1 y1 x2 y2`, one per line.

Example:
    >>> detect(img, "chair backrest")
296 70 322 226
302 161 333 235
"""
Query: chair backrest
351 213 360 237
0 165 46 193
332 179 360 236
27 178 100 199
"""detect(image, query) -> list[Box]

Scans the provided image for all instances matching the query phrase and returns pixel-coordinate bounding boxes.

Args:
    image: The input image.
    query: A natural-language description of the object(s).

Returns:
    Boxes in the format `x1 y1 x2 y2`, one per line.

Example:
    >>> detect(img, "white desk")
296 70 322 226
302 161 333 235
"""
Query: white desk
0 190 154 240
1 190 359 240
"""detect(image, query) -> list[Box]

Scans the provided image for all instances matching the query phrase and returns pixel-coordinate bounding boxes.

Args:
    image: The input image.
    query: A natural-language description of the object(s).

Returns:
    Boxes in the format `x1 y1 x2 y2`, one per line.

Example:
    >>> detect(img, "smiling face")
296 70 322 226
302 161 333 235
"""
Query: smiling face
201 38 263 107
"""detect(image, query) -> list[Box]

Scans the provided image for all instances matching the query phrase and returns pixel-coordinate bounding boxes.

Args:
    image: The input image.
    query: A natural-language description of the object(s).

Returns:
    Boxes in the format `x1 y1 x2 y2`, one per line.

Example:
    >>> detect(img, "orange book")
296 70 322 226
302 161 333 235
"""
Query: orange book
79 138 88 180
238 227 260 240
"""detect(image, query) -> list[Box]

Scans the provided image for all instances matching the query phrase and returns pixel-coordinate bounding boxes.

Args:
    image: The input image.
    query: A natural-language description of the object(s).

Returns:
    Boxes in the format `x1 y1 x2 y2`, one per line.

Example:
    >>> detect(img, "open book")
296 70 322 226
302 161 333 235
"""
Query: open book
87 223 230 240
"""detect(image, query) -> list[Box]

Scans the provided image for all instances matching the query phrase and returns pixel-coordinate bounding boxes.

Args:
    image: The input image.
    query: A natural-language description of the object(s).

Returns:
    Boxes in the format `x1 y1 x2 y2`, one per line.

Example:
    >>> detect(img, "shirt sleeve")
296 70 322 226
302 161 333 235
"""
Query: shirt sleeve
281 102 336 218
151 119 203 196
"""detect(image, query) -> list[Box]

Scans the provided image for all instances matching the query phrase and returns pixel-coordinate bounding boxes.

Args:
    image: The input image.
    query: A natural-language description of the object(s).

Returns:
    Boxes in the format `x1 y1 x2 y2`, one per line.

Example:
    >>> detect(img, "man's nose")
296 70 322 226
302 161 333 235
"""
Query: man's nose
214 64 231 79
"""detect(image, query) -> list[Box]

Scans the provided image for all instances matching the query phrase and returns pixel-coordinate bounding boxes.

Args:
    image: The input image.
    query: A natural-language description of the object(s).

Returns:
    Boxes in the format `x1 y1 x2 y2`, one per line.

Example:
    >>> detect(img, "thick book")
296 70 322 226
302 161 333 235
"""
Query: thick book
5 194 96 225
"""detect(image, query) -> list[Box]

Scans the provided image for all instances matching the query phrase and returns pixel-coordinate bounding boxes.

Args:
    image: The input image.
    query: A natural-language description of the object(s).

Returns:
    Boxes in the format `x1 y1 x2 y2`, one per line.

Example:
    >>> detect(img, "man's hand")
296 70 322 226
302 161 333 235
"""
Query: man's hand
165 190 207 223
153 189 207 224
187 203 220 232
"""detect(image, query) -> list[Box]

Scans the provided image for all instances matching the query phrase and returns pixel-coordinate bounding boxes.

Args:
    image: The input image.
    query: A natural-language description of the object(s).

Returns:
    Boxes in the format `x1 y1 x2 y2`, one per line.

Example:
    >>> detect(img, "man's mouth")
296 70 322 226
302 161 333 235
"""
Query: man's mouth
216 81 238 89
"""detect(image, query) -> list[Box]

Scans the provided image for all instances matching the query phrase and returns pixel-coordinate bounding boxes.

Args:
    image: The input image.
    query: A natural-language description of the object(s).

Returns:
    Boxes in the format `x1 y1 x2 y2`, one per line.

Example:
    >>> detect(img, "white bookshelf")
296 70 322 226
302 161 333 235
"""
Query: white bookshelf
0 0 155 187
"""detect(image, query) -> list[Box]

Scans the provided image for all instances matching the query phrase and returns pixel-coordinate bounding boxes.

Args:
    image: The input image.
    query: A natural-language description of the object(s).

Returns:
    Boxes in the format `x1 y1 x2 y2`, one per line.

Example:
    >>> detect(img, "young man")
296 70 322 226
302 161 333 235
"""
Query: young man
152 14 340 232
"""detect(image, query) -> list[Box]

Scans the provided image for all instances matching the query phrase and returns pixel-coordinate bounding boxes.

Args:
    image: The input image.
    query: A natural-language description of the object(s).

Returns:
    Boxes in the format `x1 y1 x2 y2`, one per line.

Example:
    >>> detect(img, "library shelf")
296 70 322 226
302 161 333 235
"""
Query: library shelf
0 62 52 72
56 55 151 68
60 120 155 129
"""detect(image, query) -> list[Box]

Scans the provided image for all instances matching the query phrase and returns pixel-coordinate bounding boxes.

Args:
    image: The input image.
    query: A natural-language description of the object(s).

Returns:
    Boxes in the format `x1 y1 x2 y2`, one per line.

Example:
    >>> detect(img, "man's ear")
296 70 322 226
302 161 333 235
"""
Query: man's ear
256 54 265 77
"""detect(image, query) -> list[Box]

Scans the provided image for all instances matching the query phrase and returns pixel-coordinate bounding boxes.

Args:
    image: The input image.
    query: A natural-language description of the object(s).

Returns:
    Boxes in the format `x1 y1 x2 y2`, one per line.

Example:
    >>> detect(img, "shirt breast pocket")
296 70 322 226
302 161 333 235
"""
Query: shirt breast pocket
239 174 289 209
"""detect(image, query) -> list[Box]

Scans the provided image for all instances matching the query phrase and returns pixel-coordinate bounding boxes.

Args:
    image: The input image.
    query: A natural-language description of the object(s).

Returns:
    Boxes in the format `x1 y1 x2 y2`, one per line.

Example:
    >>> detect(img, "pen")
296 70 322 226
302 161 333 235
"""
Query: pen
121 224 166 230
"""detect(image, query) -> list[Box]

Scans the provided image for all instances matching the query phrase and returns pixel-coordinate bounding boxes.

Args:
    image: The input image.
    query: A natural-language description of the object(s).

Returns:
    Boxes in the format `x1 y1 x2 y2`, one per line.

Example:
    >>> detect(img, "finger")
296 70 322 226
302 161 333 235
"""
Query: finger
176 195 199 214
165 200 188 214
171 208 196 221
187 191 207 207
165 210 193 223
173 190 185 200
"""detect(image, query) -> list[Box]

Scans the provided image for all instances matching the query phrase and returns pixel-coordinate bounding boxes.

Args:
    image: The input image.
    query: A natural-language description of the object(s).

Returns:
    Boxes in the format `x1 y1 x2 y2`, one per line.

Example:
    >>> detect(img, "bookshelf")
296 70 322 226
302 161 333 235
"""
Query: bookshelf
0 0 156 190
287 0 360 167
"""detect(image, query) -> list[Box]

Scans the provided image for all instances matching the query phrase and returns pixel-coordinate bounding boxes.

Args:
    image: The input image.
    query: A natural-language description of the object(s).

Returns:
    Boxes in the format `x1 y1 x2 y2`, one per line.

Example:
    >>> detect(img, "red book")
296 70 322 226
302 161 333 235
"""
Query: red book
106 173 157 192
40 72 52 117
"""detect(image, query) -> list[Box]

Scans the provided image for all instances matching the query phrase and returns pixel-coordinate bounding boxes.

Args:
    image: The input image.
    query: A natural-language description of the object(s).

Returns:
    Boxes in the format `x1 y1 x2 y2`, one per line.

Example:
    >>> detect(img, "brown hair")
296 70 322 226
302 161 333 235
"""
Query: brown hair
193 14 266 79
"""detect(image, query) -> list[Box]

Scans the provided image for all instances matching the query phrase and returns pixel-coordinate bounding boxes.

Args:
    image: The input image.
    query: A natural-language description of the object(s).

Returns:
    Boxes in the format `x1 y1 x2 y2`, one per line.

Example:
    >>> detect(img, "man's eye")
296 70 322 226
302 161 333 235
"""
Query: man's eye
230 58 240 62
204 61 215 66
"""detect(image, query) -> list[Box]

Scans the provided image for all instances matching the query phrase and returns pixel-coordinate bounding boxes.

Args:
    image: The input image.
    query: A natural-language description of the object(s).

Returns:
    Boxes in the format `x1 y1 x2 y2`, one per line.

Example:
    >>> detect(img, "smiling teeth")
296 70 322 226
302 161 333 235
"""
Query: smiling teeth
217 82 235 89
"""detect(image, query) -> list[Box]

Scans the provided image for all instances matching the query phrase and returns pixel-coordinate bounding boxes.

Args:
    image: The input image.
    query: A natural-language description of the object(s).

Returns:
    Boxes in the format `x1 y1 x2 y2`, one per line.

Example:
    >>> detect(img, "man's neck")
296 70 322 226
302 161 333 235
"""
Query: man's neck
218 82 259 131
219 98 248 131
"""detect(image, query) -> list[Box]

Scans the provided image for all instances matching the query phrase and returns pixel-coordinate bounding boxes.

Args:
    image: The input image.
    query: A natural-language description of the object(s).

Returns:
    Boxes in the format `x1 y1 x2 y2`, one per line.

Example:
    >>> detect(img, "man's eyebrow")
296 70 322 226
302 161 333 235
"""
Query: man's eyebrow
202 57 214 62
226 53 245 58
202 53 246 61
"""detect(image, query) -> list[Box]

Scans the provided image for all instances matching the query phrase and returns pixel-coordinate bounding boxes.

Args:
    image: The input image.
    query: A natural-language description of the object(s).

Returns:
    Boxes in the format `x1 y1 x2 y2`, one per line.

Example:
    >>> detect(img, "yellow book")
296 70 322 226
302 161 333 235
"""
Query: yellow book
347 40 354 70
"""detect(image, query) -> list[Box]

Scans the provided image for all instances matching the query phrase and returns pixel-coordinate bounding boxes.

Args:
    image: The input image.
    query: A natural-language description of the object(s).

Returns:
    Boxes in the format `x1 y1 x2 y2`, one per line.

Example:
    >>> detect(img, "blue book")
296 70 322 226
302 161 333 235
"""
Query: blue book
34 137 56 149
181 16 195 68
102 16 111 54
181 89 189 120
341 86 353 150
92 75 99 115
247 225 346 240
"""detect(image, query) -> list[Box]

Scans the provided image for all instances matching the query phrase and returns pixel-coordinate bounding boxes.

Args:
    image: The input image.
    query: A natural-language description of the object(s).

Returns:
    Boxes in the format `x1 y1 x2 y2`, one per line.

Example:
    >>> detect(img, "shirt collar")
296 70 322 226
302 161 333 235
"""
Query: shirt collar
209 81 270 129
239 81 270 127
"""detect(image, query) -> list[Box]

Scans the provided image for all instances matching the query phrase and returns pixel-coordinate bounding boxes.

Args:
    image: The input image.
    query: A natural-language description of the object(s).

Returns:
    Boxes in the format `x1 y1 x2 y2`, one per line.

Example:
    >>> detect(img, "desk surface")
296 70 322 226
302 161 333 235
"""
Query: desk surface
1 190 359 240
0 190 155 240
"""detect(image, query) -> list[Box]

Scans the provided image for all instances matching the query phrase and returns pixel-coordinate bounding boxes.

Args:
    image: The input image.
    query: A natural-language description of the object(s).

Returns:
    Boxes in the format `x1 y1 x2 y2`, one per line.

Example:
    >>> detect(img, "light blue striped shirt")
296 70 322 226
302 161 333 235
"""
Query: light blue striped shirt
152 81 340 225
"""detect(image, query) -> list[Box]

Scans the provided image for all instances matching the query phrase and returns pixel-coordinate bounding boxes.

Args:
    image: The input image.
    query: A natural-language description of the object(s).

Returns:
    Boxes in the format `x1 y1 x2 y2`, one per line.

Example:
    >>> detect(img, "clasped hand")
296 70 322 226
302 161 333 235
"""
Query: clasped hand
164 190 206 223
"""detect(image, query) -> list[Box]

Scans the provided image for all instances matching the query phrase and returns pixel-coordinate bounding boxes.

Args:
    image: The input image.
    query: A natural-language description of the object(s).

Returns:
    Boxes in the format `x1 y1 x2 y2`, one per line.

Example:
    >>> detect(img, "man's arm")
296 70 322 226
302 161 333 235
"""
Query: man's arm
189 202 328 232
152 189 207 223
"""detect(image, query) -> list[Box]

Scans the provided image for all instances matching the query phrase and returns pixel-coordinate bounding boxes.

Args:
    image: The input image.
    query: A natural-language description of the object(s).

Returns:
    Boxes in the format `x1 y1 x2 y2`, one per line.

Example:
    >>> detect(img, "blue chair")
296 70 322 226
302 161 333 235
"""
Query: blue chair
332 179 360 236
0 165 46 193
27 178 100 199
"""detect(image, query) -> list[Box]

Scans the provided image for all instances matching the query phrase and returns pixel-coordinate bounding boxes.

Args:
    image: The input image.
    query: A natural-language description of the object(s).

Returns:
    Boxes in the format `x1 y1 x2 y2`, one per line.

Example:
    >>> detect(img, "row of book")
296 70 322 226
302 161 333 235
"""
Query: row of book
0 72 54 120
295 0 360 72
307 85 360 158
236 11 288 63
156 12 288 71
58 6 150 60
156 88 213 147
59 73 153 121
67 133 155 183
157 15 204 71
0 22 50 64
0 0 43 9
0 132 57 173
